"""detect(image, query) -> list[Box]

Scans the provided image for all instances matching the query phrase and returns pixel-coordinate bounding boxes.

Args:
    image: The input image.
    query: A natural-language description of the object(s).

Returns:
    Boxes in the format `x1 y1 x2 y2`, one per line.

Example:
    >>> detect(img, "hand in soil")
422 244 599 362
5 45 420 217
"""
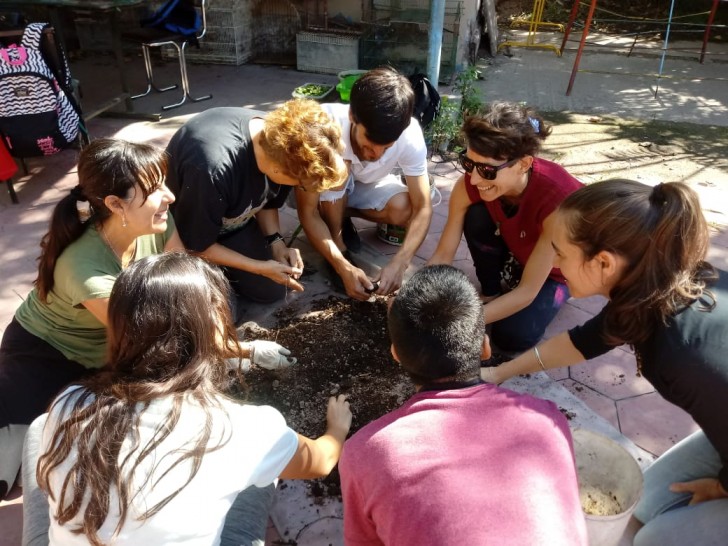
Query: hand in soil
326 394 352 439
249 339 297 370
342 264 377 300
376 259 407 295
242 296 414 499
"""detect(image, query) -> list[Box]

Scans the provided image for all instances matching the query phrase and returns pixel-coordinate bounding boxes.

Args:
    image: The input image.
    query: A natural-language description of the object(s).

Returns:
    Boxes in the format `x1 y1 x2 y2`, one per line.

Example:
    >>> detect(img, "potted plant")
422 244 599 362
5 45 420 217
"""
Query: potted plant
424 66 483 157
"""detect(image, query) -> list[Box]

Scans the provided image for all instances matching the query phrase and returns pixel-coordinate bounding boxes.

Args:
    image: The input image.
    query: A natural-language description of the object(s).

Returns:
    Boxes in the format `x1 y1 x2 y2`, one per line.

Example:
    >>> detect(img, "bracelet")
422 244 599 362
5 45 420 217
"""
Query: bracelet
533 346 546 371
264 232 285 247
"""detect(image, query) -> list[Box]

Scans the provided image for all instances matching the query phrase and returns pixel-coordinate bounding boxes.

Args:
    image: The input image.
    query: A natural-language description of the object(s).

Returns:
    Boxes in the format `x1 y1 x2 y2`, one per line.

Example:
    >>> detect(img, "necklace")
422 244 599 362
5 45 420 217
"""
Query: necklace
99 224 123 264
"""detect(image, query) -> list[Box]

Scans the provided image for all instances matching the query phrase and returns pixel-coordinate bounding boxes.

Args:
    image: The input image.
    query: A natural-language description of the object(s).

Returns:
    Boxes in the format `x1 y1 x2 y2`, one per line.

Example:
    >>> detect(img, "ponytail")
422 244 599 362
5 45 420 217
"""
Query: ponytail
33 138 169 302
35 189 90 302
559 179 715 346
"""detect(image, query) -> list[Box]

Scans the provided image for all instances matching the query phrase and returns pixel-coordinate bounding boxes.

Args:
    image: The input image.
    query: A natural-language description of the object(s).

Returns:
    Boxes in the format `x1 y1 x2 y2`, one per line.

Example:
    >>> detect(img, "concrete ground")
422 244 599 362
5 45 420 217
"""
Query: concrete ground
1 27 727 545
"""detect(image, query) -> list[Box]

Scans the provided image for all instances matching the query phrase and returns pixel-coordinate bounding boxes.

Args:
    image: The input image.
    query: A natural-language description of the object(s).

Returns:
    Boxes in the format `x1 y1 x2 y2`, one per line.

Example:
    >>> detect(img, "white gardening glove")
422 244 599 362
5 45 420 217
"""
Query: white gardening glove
249 340 297 370
226 356 251 373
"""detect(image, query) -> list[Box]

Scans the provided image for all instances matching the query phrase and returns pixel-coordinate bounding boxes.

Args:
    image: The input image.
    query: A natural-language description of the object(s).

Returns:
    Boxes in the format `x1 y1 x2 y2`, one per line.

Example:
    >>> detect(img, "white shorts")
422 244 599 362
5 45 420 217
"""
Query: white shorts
319 173 408 212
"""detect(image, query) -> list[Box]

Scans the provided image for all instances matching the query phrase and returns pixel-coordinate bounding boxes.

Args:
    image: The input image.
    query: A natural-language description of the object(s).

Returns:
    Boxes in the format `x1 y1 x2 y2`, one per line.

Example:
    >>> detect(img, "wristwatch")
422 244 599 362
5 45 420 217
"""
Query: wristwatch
264 232 285 247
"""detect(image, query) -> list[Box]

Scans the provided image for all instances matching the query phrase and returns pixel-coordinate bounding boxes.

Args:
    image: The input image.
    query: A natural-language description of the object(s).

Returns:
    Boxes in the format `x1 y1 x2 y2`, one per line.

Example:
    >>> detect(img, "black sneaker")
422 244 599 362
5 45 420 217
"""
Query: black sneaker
342 217 362 253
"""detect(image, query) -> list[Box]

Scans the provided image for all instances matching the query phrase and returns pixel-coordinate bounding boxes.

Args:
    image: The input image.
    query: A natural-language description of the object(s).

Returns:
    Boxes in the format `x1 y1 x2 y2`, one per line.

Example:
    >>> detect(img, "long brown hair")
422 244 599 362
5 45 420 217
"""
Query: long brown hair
559 179 716 346
35 138 167 301
37 253 242 545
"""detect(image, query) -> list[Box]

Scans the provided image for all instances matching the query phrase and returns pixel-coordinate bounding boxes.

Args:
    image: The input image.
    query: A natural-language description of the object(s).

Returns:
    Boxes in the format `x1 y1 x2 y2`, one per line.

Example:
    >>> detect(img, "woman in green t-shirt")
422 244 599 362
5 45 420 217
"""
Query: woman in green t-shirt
0 138 183 500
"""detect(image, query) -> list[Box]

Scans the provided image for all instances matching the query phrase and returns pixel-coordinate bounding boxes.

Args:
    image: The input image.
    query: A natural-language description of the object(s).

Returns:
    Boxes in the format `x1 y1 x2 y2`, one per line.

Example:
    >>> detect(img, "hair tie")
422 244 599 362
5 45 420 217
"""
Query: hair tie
649 183 668 207
528 117 540 134
70 185 87 202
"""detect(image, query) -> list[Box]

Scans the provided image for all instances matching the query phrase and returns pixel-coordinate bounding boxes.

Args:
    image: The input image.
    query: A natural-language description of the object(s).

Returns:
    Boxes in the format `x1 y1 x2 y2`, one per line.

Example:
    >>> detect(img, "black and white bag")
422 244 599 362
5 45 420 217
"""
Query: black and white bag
0 22 82 157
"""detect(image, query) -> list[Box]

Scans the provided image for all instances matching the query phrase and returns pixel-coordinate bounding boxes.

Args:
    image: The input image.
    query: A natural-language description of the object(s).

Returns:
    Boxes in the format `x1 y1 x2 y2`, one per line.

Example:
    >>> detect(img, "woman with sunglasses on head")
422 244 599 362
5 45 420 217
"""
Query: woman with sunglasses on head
483 180 728 545
25 252 351 546
429 102 582 355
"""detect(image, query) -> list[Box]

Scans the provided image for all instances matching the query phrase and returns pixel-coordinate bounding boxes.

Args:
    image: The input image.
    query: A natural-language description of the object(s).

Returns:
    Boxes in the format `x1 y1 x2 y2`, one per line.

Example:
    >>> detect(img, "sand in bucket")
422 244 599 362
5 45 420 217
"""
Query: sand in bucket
572 429 643 546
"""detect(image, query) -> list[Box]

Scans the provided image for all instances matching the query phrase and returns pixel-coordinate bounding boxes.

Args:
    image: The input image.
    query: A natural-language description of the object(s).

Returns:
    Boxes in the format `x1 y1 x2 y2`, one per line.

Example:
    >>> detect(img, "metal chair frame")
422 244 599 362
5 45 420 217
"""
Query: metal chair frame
131 0 212 111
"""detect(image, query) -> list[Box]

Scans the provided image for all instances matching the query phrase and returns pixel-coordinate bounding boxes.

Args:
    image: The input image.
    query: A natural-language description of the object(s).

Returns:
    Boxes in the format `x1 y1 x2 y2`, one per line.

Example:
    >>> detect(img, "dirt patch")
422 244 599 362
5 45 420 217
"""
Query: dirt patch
237 296 414 499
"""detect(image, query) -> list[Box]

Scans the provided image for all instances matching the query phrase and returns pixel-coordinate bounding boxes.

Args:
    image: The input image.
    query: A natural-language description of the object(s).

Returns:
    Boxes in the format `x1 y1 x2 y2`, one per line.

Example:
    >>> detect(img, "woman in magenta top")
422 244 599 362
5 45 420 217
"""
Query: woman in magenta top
429 102 583 354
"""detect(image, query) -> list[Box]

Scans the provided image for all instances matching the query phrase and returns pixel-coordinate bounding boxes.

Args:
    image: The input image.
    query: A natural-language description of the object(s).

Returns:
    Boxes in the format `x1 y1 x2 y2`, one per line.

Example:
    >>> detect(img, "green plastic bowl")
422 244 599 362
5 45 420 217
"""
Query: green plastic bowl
336 74 362 103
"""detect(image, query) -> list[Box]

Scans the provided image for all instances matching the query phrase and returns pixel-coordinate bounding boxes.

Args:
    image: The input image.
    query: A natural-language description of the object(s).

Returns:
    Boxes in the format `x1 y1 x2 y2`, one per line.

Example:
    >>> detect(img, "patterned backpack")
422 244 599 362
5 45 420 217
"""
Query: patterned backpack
0 22 82 157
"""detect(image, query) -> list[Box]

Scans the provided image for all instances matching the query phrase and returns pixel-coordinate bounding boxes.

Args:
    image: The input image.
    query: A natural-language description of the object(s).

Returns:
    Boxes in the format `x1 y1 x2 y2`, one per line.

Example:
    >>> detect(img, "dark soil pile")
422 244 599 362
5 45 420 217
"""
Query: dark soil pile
238 296 414 499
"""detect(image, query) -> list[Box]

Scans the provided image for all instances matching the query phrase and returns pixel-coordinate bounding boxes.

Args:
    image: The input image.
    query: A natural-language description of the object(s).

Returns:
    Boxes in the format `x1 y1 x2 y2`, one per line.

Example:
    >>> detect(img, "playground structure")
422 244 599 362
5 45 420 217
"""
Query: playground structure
562 0 726 95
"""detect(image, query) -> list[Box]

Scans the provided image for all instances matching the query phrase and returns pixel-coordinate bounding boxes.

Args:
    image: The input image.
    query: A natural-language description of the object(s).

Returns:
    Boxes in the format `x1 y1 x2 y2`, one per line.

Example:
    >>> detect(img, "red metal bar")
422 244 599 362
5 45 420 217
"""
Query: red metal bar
566 0 598 96
561 0 583 53
700 0 720 64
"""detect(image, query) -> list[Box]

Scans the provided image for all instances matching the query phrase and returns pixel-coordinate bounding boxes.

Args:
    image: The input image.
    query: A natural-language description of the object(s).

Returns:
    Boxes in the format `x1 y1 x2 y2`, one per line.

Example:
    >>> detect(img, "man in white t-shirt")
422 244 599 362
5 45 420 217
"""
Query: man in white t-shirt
295 67 432 300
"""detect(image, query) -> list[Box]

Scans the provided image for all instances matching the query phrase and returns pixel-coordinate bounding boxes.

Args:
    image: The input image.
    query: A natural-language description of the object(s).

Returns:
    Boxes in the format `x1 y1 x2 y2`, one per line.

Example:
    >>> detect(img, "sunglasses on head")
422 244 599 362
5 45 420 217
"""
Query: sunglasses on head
458 152 519 181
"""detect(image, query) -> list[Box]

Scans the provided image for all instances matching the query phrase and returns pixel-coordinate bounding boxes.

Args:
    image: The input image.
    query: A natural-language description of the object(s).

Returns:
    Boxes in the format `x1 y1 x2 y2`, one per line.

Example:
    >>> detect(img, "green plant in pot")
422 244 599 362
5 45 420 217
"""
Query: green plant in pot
425 66 484 156
425 96 461 155
455 66 483 118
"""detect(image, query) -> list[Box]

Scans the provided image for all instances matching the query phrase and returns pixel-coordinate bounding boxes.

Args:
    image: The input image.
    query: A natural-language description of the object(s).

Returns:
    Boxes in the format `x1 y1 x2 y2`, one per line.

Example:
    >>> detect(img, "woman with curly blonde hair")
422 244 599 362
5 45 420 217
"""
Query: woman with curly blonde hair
165 99 348 323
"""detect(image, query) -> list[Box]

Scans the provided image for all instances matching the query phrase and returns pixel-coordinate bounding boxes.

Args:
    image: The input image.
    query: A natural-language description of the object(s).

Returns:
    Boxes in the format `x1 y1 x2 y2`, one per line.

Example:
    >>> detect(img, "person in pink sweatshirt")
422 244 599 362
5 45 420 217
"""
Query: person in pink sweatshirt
339 264 588 546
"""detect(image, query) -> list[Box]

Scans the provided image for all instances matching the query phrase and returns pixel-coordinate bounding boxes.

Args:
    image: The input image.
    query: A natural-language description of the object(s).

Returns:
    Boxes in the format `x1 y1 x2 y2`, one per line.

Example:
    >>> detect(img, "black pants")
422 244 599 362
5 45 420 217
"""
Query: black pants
0 318 89 429
463 202 570 352
218 220 287 324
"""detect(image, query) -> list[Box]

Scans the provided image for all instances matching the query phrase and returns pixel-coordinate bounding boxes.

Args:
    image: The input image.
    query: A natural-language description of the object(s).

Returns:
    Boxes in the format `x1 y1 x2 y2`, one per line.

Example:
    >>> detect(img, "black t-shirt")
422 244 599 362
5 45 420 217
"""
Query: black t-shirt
165 107 291 253
569 269 728 489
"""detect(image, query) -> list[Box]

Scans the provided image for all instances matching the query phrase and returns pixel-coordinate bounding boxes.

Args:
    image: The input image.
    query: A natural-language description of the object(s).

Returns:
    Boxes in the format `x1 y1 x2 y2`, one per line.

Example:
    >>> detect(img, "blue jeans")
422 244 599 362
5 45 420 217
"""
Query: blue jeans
463 202 569 352
22 414 276 546
633 429 728 545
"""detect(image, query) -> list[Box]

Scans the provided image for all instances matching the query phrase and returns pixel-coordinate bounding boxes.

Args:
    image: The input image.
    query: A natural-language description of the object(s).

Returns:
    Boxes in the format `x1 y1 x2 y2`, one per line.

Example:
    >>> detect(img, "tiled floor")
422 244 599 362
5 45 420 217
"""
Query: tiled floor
1 38 728 545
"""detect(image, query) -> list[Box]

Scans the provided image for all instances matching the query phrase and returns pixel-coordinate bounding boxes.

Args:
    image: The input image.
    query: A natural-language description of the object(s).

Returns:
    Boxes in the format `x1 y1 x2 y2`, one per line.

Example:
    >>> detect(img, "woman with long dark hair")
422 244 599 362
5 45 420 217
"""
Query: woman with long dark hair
29 252 351 545
484 180 728 544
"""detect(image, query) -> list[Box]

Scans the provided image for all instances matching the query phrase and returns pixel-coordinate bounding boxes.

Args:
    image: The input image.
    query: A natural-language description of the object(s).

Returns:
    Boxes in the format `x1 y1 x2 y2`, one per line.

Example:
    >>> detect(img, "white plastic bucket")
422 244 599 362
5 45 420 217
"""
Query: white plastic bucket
572 429 643 546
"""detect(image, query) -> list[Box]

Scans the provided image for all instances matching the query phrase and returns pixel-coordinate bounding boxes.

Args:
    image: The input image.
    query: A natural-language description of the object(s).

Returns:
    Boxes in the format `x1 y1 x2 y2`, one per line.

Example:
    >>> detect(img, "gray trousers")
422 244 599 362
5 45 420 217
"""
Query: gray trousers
21 414 276 546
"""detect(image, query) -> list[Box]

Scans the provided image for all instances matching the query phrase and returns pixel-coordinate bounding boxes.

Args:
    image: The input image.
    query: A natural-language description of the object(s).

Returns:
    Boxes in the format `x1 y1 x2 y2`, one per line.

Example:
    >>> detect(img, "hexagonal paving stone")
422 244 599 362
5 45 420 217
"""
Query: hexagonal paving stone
559 378 620 431
617 392 699 457
569 347 655 400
